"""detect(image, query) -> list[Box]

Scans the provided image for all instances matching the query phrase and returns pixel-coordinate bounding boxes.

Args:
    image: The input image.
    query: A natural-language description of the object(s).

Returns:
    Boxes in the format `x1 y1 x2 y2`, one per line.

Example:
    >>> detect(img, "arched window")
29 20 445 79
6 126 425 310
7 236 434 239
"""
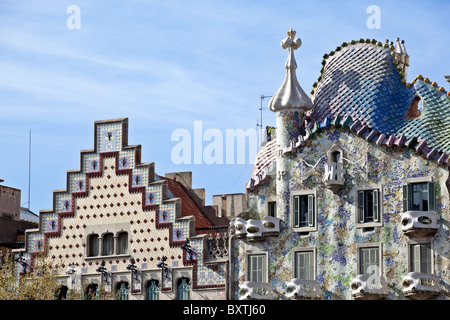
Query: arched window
55 285 69 300
117 232 128 255
88 234 99 257
84 283 99 300
332 151 341 163
146 280 159 300
102 233 114 256
176 278 190 300
116 281 129 300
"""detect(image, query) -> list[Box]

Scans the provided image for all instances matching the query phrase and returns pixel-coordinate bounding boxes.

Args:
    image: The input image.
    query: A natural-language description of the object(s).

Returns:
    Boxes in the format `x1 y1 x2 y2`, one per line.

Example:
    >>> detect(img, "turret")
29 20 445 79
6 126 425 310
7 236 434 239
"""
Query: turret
268 28 312 220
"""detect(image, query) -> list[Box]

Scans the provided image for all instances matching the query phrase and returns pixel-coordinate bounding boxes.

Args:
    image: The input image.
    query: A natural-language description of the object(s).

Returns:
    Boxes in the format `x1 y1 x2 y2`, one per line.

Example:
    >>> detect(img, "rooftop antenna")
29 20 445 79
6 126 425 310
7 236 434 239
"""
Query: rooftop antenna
22 130 32 210
28 130 31 210
257 95 273 144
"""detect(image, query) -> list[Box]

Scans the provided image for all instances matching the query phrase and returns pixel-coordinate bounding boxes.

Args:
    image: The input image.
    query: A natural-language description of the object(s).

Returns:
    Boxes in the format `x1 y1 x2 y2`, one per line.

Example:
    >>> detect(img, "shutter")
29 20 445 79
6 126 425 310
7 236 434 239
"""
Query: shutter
411 244 421 272
403 184 413 212
294 196 299 227
307 195 314 227
427 181 435 211
358 191 365 223
402 185 407 212
373 189 379 222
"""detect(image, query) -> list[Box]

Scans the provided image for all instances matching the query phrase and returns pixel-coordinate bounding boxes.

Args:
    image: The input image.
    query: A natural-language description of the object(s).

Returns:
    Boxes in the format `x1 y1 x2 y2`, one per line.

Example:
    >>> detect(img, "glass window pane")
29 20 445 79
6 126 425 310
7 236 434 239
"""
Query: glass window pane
118 232 128 254
248 254 266 283
102 233 114 256
360 247 379 275
89 234 99 256
295 251 314 280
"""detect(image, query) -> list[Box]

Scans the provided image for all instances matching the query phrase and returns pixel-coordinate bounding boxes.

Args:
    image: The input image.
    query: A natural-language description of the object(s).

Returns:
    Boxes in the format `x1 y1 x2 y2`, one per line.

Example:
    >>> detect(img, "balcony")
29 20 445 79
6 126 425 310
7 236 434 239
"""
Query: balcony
285 278 321 300
204 231 229 264
323 162 345 192
400 211 439 237
350 274 388 300
402 272 441 300
238 281 273 300
230 216 281 241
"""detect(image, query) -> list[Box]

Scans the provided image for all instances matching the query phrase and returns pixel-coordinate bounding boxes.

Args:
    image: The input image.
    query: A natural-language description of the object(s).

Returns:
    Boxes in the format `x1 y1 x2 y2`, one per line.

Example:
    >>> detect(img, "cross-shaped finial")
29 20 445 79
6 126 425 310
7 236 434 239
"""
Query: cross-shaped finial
281 28 302 50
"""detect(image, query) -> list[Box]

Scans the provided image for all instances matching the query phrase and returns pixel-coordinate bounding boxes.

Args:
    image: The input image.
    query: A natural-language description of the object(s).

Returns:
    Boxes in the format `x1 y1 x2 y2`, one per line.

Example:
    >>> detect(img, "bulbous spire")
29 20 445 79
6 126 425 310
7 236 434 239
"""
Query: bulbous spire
268 28 313 112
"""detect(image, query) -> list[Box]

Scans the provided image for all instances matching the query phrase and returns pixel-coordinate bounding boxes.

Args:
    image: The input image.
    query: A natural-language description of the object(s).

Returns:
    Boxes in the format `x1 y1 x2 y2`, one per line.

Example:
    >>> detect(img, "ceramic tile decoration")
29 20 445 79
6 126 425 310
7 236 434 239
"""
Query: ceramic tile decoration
238 31 450 300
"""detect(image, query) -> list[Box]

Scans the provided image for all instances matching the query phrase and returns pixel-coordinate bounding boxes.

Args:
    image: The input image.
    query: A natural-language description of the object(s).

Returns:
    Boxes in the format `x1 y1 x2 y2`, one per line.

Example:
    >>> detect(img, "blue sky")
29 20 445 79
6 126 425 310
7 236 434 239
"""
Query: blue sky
0 0 449 214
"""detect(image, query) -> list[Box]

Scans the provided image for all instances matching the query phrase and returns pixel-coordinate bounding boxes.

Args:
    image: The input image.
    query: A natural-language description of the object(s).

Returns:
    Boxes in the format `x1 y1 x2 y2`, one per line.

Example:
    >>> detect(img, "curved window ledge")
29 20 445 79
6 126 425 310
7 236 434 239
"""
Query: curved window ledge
286 278 321 300
351 274 388 300
231 216 281 242
401 211 439 237
238 281 273 300
402 272 441 300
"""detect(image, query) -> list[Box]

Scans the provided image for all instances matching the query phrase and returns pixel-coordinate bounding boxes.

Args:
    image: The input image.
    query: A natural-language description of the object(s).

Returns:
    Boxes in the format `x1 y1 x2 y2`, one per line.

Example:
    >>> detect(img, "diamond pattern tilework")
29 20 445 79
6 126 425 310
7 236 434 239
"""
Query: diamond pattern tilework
397 79 450 154
311 43 416 136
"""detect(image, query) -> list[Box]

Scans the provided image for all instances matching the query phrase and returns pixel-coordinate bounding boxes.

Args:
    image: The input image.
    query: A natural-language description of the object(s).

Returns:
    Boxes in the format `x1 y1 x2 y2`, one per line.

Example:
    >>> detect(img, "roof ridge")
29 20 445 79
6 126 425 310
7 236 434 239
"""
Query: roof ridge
412 74 450 98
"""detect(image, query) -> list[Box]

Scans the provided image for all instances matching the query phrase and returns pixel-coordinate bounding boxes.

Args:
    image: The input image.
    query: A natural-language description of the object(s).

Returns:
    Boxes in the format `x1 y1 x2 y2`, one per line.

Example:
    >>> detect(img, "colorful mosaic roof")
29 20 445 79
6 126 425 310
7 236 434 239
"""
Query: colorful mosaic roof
247 39 450 190
309 41 416 136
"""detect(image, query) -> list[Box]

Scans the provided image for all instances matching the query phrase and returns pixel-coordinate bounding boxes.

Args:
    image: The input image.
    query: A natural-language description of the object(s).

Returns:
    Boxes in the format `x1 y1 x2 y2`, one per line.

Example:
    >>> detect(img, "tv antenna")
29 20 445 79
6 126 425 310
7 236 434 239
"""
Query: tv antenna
257 95 272 144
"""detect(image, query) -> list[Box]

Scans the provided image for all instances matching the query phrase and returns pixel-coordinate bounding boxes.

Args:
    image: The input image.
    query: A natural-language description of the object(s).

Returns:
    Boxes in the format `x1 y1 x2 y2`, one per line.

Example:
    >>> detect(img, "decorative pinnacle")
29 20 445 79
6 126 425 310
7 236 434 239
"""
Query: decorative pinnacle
281 28 302 51
268 28 313 112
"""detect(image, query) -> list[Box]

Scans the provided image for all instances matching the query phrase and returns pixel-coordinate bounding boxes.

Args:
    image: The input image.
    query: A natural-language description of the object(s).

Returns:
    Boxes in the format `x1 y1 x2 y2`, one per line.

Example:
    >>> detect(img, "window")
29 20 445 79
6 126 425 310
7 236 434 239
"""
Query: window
268 201 276 217
88 234 99 257
176 278 190 300
248 254 266 283
359 246 380 276
410 243 432 274
116 281 129 300
403 182 435 212
102 233 114 256
331 151 341 163
146 280 159 300
293 194 314 229
55 285 69 300
294 250 314 280
117 232 128 255
84 283 99 300
357 189 380 223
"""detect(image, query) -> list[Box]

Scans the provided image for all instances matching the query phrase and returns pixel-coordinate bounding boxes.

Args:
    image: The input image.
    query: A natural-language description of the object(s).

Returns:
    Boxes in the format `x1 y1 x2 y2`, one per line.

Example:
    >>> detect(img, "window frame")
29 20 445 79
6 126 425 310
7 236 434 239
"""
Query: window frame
176 278 191 300
291 189 317 233
246 252 268 283
355 184 383 228
87 233 99 257
117 231 128 255
408 238 434 274
102 232 115 256
403 177 435 213
146 279 160 300
292 247 316 281
356 243 382 276
266 198 277 218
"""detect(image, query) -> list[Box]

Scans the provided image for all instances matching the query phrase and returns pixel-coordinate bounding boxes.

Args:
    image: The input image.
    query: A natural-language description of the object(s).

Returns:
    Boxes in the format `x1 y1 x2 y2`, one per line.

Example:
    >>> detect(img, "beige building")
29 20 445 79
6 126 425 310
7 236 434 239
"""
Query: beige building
12 118 242 300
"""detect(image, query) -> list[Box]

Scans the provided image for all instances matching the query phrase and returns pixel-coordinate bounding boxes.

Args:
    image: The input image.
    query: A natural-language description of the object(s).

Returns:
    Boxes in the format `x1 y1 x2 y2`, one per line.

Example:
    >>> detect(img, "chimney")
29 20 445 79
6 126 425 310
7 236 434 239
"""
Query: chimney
394 38 409 82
